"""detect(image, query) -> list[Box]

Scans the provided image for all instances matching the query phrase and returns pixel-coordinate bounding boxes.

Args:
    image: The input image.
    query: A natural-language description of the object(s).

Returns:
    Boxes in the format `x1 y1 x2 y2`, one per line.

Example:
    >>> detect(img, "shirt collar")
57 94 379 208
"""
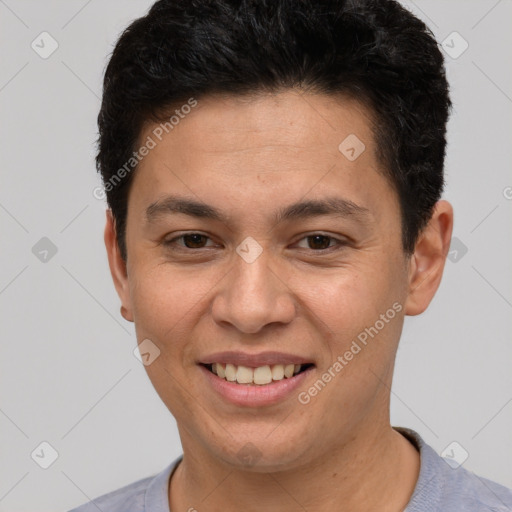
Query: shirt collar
394 426 443 511
144 455 182 512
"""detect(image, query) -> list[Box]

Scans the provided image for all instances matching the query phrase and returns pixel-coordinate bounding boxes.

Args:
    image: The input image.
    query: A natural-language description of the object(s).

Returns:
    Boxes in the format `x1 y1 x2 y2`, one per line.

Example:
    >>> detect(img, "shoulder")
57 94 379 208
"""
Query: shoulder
433 465 512 511
67 457 182 512
68 475 151 512
396 427 512 512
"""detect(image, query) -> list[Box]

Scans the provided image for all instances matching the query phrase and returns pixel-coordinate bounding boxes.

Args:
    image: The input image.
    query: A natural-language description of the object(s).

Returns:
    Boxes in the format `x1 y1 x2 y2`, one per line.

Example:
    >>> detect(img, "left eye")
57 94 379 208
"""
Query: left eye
295 234 342 251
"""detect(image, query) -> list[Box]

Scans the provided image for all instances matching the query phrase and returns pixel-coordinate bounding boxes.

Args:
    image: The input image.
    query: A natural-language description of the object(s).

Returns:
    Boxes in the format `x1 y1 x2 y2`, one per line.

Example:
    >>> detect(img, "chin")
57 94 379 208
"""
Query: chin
209 433 311 473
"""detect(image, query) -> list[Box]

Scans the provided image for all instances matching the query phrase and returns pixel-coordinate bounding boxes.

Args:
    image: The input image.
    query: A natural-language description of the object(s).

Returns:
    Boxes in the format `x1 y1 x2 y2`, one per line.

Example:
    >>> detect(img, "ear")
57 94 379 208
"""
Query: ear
404 199 454 316
104 210 134 322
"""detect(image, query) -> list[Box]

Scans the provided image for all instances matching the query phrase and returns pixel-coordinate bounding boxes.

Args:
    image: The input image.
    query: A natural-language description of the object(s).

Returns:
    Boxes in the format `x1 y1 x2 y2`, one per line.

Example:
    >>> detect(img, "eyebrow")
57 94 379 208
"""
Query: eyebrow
145 194 371 226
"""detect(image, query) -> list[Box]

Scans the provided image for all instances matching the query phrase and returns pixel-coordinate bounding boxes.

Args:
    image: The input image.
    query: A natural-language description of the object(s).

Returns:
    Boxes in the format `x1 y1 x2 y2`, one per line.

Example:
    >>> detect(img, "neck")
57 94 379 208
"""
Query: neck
169 424 420 512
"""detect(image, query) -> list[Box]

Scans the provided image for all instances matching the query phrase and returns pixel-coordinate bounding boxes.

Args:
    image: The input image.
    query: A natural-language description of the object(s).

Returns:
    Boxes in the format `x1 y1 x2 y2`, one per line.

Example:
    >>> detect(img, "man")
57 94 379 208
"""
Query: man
71 0 512 510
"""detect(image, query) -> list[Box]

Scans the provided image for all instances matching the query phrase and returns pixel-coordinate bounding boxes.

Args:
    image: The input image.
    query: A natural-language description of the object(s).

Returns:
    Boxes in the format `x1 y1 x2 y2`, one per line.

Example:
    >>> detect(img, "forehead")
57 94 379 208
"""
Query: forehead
128 90 398 227
144 91 377 155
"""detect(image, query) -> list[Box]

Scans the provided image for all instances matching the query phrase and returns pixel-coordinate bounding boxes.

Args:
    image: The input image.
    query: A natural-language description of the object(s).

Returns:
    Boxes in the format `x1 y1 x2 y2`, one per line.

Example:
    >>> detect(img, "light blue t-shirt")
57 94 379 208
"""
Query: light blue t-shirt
69 427 512 512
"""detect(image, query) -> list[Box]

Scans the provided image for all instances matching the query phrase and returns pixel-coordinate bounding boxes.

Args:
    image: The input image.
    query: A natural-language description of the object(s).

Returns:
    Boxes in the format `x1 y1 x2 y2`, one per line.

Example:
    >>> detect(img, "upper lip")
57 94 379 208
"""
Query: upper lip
199 351 315 368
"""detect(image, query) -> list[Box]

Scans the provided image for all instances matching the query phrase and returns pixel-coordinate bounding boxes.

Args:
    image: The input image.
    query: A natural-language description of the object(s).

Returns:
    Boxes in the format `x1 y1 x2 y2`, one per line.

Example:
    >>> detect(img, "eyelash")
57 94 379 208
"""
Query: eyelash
163 232 346 253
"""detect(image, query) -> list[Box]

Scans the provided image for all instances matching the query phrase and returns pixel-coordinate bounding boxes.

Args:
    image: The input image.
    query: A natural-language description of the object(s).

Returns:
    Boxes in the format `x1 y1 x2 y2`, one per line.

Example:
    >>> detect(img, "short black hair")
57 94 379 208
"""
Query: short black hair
96 0 451 261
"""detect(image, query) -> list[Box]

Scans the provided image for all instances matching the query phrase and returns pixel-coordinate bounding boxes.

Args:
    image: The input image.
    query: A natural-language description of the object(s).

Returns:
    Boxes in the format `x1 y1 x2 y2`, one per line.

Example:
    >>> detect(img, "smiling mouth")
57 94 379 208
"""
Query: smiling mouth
201 363 315 385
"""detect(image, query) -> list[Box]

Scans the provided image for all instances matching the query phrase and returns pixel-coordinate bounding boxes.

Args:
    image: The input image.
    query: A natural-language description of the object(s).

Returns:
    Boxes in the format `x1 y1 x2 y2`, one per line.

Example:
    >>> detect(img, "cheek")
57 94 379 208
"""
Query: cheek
128 266 213 413
292 261 397 325
129 265 215 346
289 258 405 357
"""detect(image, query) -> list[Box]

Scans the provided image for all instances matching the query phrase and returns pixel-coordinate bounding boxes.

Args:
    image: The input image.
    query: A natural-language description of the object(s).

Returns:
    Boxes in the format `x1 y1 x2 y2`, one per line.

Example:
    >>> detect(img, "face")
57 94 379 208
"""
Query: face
106 90 449 471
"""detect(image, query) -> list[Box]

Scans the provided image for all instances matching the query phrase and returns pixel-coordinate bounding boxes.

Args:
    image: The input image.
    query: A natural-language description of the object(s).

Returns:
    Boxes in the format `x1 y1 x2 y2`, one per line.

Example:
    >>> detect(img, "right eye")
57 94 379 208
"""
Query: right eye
163 233 217 250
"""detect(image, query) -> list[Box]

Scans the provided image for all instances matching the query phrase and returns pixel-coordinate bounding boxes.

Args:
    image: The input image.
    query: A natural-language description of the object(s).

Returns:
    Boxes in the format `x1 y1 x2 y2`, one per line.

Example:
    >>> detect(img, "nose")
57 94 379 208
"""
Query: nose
211 248 296 334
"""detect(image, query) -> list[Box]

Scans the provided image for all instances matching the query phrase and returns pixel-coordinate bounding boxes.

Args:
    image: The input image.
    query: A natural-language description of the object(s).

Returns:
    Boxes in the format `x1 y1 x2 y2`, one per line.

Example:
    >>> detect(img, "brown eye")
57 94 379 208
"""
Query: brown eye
164 233 215 250
306 235 333 250
295 234 342 251
181 234 209 248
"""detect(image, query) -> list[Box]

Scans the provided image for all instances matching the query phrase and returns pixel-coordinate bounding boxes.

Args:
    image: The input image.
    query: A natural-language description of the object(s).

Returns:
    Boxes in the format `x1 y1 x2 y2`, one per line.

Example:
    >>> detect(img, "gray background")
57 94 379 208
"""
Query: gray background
1 1 511 510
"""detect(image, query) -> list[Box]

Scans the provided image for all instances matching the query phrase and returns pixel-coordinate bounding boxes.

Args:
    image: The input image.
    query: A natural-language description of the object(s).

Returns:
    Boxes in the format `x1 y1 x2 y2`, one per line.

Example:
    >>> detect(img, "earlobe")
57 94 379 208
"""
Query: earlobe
104 210 134 322
120 305 131 321
404 200 454 316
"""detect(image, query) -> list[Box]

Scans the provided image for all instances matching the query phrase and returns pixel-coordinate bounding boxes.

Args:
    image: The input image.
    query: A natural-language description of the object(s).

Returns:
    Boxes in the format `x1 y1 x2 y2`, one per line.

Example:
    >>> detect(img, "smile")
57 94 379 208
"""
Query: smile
203 363 315 385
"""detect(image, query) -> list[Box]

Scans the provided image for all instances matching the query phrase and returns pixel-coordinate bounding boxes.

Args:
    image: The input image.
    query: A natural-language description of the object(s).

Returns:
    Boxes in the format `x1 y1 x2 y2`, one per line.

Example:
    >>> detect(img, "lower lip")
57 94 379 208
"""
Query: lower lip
199 365 315 407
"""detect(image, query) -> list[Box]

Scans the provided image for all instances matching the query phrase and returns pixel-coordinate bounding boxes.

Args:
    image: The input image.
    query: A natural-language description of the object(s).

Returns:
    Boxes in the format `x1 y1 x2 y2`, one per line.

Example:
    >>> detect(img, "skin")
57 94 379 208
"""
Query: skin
105 90 453 511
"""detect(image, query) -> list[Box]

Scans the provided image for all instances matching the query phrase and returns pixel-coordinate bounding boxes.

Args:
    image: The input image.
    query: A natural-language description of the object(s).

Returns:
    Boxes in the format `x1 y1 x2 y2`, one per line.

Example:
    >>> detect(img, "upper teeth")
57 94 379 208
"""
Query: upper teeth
211 363 303 385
